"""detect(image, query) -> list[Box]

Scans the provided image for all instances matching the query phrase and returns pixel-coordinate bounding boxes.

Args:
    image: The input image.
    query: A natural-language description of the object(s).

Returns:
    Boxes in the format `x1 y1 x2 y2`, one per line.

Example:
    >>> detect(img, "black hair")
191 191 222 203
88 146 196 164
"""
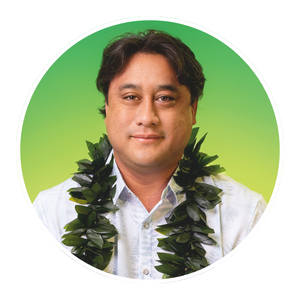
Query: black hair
96 29 206 116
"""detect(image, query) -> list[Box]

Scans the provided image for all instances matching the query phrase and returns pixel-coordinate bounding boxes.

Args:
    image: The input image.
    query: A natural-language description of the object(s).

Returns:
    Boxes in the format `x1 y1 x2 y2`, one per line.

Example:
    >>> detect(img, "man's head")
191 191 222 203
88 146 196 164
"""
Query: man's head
96 30 206 116
97 30 206 175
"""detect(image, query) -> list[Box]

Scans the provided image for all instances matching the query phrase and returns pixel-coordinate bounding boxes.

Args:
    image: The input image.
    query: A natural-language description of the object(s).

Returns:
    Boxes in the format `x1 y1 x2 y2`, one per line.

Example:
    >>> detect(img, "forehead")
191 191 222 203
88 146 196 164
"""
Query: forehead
110 52 180 88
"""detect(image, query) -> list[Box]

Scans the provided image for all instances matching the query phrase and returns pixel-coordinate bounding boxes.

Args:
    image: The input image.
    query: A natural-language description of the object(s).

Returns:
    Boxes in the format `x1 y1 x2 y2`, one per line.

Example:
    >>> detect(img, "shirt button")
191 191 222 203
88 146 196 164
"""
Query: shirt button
143 268 149 275
143 222 150 229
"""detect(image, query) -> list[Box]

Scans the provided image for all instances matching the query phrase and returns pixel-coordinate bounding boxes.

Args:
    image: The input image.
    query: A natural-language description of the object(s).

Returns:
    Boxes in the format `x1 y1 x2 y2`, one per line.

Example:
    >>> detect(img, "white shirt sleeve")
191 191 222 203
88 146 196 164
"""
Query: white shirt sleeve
206 174 267 255
32 178 78 245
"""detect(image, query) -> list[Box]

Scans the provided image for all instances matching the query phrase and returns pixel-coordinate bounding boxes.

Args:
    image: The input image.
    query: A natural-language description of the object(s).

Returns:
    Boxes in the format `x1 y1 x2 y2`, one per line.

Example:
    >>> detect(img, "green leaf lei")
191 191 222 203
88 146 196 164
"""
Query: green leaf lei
62 128 225 278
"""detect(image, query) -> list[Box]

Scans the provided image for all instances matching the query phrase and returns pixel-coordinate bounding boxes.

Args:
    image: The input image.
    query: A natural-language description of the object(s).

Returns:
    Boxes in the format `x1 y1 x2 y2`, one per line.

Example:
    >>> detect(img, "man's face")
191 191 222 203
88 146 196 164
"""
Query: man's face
105 52 197 174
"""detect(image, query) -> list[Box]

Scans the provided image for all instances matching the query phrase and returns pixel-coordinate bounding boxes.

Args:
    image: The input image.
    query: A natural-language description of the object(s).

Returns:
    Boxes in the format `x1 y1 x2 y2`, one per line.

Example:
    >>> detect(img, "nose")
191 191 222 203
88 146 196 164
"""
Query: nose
135 98 159 127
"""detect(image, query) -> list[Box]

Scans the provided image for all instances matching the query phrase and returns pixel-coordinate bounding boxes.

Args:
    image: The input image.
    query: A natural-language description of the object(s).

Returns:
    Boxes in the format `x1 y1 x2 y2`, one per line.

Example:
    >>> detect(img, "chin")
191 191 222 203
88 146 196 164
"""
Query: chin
134 155 176 170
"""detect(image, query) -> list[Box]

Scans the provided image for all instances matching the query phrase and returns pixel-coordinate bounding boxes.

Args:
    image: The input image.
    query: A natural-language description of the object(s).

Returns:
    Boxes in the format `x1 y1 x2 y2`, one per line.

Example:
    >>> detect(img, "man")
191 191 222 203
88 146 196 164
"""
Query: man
33 30 266 280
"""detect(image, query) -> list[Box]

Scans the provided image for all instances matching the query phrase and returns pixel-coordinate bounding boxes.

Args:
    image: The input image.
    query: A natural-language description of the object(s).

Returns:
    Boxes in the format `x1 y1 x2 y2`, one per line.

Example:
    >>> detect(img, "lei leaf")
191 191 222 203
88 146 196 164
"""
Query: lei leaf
62 127 225 279
154 127 225 278
62 136 118 268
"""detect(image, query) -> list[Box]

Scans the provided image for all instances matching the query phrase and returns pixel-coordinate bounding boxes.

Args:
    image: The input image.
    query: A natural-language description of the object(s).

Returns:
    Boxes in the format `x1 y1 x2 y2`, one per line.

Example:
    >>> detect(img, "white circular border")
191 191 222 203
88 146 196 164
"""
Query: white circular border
14 16 283 284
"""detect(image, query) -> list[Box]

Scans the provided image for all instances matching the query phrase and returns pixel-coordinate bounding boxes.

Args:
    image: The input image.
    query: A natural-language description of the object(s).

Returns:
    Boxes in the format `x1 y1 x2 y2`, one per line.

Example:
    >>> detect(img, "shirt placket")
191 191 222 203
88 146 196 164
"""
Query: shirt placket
139 214 154 279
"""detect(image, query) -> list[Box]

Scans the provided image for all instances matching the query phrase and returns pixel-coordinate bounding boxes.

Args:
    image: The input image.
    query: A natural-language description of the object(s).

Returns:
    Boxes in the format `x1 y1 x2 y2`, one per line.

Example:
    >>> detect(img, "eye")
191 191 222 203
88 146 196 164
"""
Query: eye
156 96 174 102
123 95 139 101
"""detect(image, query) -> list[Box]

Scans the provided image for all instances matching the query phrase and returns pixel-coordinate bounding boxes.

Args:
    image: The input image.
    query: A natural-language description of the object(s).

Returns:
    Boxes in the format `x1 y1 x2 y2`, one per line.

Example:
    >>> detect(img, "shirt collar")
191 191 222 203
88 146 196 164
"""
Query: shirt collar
109 152 127 205
108 150 185 207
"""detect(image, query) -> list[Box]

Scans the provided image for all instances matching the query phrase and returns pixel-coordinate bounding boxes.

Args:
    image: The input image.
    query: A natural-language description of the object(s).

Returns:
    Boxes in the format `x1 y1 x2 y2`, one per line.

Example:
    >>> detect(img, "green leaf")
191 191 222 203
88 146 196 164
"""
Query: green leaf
67 186 89 193
187 127 199 146
94 164 113 179
72 173 92 187
102 175 117 188
155 226 172 236
93 223 118 239
195 182 223 195
102 134 110 145
97 137 112 161
62 235 87 247
62 228 85 238
86 141 97 159
205 192 221 201
155 263 184 276
91 157 105 169
76 159 93 171
102 241 114 249
82 188 97 203
193 232 216 245
86 229 104 249
91 181 107 197
75 205 93 215
155 225 184 236
203 165 225 175
157 253 185 265
176 232 191 243
191 192 221 209
186 203 201 221
185 256 208 270
100 251 113 270
90 183 104 197
209 199 222 207
71 245 85 256
178 158 193 169
78 212 88 224
201 154 219 166
190 224 215 234
69 196 88 205
158 237 187 255
173 171 194 187
217 167 226 174
184 141 196 158
92 254 104 265
63 218 84 231
157 238 176 253
194 133 208 154
101 200 119 212
167 200 189 222
86 211 97 228
107 184 116 199
192 242 206 256
192 192 216 210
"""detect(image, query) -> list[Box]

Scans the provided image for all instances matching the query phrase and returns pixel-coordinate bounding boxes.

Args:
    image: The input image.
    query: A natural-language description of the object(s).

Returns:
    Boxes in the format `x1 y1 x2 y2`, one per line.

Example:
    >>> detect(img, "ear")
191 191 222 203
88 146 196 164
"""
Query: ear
104 101 108 124
191 101 198 125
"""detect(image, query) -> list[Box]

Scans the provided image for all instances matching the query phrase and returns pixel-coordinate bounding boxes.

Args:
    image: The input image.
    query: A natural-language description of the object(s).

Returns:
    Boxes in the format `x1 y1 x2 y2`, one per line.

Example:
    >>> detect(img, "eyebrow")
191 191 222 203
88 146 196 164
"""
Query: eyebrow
118 83 179 93
119 83 141 91
156 84 179 93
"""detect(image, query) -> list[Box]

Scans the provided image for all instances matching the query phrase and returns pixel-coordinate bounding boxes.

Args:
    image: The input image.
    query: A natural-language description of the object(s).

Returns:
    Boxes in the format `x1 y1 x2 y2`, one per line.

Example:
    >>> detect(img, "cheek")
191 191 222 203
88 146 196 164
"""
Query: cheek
164 117 191 144
105 108 131 137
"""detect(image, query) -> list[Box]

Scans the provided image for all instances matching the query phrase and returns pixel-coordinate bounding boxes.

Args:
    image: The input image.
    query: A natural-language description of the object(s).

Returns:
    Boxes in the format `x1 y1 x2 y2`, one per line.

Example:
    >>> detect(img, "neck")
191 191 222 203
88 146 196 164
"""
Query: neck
115 156 178 212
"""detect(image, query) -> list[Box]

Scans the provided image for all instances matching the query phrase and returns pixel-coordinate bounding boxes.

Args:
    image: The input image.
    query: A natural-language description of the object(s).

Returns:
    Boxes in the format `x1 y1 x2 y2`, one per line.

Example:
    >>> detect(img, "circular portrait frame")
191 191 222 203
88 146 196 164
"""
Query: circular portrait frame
15 16 282 283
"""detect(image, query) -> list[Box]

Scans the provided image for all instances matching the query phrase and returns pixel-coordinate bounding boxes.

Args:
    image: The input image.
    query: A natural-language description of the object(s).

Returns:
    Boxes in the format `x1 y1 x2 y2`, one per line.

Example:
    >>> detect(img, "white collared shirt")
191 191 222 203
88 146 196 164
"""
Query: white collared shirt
33 159 266 279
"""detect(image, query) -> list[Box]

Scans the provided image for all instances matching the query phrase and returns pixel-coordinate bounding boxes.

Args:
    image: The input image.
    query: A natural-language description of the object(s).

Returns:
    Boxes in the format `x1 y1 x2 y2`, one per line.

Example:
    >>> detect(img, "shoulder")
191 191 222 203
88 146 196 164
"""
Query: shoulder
201 173 265 207
200 173 267 229
33 178 78 209
33 178 79 240
37 178 78 196
198 174 267 253
34 178 78 210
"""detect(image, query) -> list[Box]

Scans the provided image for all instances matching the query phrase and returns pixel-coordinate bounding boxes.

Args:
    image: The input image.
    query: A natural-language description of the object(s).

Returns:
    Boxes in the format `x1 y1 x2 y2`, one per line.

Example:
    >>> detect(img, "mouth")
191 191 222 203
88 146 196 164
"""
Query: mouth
131 134 164 143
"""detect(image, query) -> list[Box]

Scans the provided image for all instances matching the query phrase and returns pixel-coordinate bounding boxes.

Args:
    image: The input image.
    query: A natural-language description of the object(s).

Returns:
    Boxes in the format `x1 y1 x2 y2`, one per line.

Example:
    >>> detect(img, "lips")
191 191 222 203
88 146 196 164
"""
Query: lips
132 134 163 139
131 133 164 143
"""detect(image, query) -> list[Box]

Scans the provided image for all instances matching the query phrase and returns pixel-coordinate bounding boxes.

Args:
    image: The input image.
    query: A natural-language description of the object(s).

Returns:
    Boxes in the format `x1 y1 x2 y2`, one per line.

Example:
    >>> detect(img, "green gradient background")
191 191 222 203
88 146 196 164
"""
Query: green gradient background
21 20 279 204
